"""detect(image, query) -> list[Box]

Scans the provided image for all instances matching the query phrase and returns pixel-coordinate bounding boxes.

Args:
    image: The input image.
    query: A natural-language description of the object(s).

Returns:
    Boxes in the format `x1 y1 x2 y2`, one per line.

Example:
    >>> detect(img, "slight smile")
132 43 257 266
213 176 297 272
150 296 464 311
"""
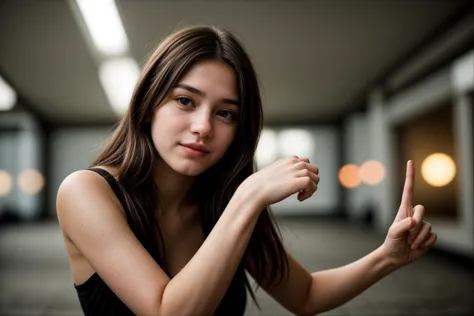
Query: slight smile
180 143 210 158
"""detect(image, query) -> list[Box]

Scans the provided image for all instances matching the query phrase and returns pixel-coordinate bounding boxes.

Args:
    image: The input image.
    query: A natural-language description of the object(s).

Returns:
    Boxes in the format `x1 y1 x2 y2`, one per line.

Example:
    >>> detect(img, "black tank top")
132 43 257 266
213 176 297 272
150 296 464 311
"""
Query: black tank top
74 168 247 315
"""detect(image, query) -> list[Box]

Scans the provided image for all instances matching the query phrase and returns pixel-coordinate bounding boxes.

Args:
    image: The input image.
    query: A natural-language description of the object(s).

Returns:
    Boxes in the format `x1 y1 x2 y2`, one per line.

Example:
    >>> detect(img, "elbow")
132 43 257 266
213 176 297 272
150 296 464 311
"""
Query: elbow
153 286 205 316
300 299 327 316
299 278 319 316
298 306 319 316
299 305 321 316
134 287 168 316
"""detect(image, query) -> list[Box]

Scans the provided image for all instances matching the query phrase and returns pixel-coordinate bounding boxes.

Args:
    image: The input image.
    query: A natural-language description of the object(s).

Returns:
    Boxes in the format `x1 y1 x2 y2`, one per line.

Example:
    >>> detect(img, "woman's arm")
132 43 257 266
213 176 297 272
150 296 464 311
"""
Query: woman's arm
247 248 395 316
304 246 397 315
57 170 261 316
255 161 436 316
57 156 318 316
161 187 261 315
255 230 430 316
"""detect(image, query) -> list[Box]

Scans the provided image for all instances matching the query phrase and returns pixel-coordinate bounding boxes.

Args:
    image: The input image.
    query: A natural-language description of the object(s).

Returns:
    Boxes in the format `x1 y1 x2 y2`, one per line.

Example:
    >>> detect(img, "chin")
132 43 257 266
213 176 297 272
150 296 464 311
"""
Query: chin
172 162 210 177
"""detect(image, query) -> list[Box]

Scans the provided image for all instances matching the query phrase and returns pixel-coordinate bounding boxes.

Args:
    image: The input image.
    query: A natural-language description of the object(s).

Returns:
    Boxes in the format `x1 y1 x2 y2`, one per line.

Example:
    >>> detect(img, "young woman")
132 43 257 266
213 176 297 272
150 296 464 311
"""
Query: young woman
57 25 437 316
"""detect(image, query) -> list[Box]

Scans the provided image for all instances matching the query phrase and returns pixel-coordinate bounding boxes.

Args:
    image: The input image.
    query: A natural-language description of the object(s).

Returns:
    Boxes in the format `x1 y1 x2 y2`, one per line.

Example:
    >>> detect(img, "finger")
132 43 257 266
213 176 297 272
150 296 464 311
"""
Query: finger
400 160 415 216
300 174 318 197
293 157 310 167
296 168 320 185
280 155 301 166
289 155 306 163
294 160 319 175
389 217 416 238
408 205 425 243
410 221 432 249
297 177 317 201
297 185 316 201
306 162 319 175
419 233 437 248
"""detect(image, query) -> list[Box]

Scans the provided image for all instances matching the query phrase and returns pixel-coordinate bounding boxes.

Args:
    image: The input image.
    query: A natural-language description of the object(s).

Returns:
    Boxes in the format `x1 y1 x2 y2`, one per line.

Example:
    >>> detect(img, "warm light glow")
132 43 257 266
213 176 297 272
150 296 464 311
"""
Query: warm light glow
360 160 385 185
279 129 314 158
421 153 456 187
0 170 13 196
256 129 278 169
339 164 361 188
17 169 45 195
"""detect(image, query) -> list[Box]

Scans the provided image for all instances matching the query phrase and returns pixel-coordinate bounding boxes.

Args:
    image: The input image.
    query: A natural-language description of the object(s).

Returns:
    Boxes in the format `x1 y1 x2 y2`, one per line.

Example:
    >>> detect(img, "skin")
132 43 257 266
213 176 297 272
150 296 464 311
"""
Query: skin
149 60 240 212
57 60 436 316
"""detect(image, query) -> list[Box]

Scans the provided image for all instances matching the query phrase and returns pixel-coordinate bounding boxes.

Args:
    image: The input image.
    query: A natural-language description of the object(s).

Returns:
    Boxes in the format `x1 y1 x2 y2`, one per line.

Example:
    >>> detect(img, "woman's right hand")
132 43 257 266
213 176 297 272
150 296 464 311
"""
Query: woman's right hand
238 156 320 211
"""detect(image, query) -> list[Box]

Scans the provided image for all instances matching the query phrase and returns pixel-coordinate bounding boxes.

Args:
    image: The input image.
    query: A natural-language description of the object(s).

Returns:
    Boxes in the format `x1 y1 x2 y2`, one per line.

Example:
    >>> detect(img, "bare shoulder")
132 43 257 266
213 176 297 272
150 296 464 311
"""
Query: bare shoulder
56 168 170 315
56 168 125 237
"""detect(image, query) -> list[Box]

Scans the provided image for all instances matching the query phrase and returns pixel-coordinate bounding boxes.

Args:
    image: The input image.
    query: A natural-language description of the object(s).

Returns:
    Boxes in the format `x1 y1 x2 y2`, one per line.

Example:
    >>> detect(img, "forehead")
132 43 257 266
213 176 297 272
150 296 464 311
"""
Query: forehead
177 60 238 98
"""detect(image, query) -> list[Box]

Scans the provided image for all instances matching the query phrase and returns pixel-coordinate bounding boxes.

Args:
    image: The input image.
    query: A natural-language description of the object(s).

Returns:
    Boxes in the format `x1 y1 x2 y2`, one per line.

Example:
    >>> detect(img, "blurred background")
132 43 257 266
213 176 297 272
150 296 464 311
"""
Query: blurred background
0 0 473 315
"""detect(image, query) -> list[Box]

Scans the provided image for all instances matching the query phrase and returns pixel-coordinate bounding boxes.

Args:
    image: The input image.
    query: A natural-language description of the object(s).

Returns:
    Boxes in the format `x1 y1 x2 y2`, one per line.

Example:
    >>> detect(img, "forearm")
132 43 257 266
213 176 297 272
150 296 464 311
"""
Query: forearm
305 246 398 315
160 190 260 316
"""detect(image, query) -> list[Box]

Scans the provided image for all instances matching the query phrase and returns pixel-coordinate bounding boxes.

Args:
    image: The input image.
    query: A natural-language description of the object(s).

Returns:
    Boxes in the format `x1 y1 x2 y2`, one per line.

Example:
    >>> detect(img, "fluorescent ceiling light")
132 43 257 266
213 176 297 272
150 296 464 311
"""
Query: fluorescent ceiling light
0 75 17 111
75 0 129 56
99 57 140 116
451 50 473 94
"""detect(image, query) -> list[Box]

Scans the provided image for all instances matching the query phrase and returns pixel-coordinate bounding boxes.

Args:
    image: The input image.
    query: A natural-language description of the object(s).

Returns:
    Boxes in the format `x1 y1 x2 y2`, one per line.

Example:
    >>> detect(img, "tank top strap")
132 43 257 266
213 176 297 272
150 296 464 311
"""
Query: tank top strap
87 168 133 224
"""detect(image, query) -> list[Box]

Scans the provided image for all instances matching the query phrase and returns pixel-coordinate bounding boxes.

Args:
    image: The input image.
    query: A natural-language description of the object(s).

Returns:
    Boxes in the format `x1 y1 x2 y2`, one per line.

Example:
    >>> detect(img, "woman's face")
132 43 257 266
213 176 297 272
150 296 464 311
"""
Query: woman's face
151 60 240 177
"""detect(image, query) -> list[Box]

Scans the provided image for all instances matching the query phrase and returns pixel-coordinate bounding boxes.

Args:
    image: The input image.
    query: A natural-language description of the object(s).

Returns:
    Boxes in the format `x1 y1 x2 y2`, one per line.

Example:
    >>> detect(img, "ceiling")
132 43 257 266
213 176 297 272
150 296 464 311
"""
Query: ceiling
0 0 470 126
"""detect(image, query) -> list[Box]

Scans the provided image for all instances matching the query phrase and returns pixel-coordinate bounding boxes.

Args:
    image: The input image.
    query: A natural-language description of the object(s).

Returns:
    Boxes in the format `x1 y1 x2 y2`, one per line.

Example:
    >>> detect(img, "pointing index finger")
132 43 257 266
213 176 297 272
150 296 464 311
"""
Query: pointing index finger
401 160 414 211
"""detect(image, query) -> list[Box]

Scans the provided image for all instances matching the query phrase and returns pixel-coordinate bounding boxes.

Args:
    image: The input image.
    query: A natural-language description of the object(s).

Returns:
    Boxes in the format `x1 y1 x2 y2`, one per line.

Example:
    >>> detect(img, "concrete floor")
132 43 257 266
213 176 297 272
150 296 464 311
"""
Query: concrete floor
0 217 472 316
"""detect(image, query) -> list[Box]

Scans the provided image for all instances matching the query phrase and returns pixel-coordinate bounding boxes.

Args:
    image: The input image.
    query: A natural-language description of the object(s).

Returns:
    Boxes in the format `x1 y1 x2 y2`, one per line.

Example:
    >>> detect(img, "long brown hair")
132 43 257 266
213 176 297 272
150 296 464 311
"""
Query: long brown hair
92 25 288 305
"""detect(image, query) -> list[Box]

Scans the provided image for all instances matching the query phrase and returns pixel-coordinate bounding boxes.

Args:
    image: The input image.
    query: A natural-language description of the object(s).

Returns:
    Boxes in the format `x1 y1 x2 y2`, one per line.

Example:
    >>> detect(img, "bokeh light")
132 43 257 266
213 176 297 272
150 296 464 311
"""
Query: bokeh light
0 170 13 196
256 129 278 169
421 153 456 187
279 128 314 158
360 160 385 185
17 169 45 195
339 164 361 188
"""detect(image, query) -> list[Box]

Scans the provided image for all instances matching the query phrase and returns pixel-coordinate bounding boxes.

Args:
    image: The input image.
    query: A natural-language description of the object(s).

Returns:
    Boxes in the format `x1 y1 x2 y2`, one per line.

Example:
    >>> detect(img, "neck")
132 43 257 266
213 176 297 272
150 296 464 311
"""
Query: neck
153 157 195 214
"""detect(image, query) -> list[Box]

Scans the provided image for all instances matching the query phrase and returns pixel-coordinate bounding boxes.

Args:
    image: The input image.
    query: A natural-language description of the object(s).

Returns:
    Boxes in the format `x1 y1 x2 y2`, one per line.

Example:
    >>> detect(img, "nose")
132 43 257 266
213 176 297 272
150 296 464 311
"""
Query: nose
190 108 212 138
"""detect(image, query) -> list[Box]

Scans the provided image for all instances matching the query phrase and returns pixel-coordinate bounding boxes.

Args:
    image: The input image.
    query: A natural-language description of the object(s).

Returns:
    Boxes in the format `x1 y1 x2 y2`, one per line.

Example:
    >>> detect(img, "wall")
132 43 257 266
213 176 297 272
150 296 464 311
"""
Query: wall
48 127 113 217
343 113 371 219
344 50 474 256
0 111 44 220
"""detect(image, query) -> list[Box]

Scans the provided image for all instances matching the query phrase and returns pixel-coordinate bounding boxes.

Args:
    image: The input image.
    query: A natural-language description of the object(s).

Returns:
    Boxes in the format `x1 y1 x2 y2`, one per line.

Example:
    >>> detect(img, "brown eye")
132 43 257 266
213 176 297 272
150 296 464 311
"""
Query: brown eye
176 97 193 107
217 110 236 120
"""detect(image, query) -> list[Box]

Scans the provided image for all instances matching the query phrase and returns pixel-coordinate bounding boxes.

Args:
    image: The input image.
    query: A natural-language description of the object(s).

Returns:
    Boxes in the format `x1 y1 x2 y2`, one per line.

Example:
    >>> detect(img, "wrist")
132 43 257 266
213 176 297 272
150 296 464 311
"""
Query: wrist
373 245 400 274
232 183 265 215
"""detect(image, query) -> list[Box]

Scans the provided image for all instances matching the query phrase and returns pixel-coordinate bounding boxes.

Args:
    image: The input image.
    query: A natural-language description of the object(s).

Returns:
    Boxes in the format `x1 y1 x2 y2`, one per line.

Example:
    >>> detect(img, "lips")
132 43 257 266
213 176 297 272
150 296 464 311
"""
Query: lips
181 143 210 153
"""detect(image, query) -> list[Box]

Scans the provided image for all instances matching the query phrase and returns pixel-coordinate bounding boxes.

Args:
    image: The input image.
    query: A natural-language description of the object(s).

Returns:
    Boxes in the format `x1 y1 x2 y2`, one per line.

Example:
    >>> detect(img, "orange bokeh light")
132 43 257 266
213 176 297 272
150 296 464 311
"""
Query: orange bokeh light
339 164 361 188
17 169 45 195
0 170 13 196
360 160 385 185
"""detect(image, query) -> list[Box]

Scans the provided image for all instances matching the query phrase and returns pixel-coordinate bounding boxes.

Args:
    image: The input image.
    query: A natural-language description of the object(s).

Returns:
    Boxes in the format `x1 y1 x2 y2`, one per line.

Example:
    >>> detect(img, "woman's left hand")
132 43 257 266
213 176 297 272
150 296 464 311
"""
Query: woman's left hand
381 160 437 268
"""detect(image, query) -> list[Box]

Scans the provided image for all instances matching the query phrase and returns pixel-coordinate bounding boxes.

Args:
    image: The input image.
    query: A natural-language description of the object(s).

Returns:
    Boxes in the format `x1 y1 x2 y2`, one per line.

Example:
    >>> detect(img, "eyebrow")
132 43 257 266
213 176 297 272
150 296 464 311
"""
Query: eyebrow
174 83 240 107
